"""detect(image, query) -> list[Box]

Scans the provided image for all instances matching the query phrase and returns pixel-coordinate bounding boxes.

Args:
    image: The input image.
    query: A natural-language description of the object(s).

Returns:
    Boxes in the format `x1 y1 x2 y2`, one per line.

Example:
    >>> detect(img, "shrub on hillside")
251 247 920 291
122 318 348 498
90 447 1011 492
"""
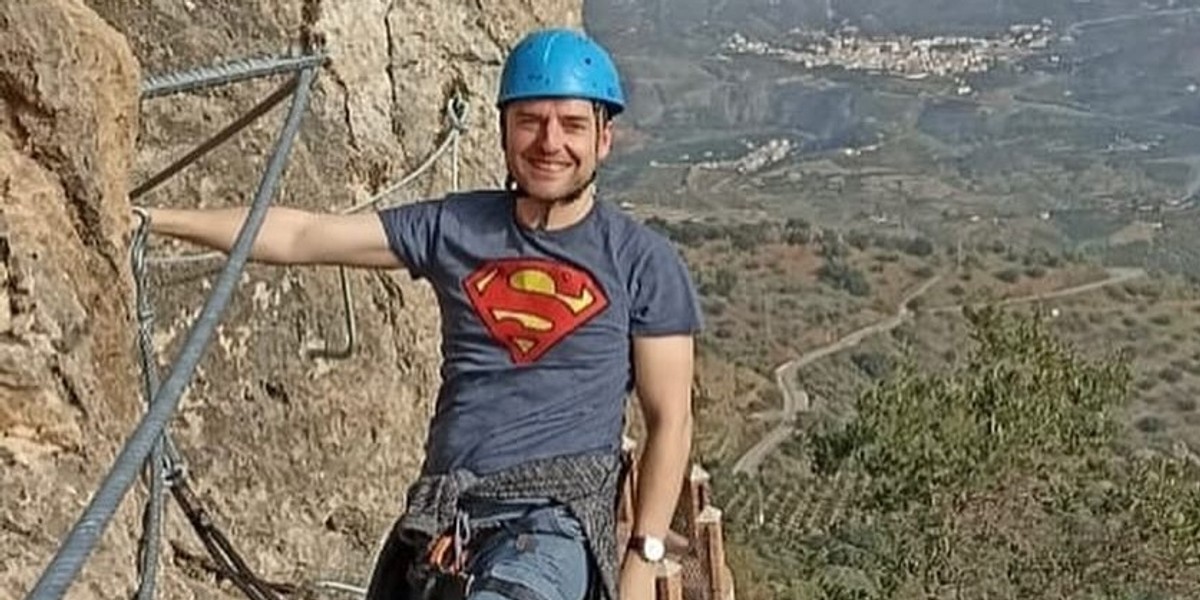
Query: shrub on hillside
1158 367 1183 384
911 265 936 278
847 229 871 251
1135 414 1166 434
1022 247 1061 268
786 228 812 245
730 223 763 252
698 268 739 298
902 236 935 257
820 237 849 258
818 260 871 297
995 268 1021 283
852 351 893 380
784 218 812 246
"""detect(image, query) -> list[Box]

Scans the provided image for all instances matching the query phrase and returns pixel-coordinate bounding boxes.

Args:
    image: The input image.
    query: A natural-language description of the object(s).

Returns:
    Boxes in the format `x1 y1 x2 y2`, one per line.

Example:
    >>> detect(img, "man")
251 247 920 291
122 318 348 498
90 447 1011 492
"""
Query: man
142 27 701 600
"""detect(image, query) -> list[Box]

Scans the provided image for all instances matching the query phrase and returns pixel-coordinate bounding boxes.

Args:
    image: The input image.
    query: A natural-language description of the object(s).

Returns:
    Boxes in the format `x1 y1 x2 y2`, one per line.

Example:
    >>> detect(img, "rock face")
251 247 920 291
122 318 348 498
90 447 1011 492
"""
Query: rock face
3 0 580 597
1 0 143 597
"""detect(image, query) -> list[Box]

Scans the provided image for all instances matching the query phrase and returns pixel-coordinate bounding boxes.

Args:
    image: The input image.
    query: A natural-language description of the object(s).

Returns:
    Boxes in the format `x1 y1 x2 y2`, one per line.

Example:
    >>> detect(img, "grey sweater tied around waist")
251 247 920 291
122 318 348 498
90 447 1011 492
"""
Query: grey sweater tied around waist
396 451 626 600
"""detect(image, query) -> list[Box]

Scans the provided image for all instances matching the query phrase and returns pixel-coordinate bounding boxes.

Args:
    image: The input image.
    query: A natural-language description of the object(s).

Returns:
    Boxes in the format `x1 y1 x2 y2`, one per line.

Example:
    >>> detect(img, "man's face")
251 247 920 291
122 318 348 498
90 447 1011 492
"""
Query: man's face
503 98 613 202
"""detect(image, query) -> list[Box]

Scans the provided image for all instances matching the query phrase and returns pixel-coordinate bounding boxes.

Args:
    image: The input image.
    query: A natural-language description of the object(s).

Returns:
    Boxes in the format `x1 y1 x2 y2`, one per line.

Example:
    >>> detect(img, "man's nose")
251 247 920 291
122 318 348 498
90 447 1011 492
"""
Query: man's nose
538 119 565 153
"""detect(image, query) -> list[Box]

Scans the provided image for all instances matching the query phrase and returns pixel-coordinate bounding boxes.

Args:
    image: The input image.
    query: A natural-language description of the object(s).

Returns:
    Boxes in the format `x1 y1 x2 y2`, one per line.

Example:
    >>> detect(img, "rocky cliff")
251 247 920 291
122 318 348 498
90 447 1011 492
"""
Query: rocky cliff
2 0 580 597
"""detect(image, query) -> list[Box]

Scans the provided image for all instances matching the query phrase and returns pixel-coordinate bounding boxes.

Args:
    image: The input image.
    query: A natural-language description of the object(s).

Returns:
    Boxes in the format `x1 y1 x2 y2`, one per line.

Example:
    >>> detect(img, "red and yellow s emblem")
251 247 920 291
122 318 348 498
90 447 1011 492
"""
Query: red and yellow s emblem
464 258 609 364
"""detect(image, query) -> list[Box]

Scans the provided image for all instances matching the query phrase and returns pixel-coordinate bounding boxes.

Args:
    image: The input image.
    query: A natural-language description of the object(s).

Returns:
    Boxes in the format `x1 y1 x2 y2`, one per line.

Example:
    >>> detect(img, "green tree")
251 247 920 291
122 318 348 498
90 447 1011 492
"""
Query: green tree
783 308 1200 598
815 307 1127 503
724 306 1200 600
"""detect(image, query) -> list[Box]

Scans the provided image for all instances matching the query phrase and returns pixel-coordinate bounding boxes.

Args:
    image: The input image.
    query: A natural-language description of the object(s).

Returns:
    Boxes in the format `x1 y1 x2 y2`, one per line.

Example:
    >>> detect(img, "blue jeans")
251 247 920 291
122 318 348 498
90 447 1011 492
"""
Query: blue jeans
463 500 590 600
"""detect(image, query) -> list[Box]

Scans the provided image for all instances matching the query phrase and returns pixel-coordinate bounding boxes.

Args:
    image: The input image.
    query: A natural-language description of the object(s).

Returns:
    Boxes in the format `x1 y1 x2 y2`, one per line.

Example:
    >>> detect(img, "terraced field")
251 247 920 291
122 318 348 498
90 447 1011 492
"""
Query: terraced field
716 471 871 542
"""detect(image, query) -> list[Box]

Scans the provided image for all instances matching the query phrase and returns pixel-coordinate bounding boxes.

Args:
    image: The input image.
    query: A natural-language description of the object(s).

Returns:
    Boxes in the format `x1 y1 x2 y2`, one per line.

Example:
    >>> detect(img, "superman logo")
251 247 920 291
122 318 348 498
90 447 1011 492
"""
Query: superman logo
463 258 609 364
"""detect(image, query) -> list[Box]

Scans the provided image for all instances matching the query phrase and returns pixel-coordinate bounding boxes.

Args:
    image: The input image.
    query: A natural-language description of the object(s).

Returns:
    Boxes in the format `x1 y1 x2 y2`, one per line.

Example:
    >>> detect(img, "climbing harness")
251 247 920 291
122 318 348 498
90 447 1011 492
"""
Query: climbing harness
407 512 481 600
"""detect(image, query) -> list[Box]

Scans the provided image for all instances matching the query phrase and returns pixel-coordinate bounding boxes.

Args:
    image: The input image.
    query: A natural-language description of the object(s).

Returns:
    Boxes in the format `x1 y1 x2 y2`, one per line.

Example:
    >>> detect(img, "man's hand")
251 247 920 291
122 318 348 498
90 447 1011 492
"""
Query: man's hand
618 551 658 600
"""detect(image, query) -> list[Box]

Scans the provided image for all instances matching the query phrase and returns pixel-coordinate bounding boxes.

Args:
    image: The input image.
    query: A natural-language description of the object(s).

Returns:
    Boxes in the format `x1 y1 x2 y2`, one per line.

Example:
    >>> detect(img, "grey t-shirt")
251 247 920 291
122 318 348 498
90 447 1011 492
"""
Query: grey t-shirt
377 190 703 475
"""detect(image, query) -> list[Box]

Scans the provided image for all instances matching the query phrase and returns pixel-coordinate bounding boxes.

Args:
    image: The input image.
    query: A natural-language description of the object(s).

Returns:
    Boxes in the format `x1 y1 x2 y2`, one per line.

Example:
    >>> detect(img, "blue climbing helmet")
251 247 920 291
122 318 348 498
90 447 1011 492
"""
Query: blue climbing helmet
497 28 626 116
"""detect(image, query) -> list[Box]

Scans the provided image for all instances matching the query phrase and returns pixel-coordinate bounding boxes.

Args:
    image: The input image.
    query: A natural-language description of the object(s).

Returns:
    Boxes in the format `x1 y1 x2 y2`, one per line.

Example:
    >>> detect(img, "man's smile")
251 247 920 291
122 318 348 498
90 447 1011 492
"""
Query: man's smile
528 157 573 174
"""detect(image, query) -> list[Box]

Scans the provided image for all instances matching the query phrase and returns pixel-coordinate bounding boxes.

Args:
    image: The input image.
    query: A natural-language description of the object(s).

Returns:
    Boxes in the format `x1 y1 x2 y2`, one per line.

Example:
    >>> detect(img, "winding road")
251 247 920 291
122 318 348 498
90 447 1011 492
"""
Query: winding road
731 267 1145 475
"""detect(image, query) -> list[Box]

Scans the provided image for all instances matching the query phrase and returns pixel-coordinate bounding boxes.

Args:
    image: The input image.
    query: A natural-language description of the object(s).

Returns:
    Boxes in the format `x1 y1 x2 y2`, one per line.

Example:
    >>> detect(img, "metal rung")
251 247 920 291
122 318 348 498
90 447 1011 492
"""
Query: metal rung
140 54 326 99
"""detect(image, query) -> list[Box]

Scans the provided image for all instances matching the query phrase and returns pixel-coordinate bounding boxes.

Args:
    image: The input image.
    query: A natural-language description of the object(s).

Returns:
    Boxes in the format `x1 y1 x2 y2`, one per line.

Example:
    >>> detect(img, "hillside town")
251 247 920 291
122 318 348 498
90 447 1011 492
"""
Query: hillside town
699 138 795 174
722 22 1058 80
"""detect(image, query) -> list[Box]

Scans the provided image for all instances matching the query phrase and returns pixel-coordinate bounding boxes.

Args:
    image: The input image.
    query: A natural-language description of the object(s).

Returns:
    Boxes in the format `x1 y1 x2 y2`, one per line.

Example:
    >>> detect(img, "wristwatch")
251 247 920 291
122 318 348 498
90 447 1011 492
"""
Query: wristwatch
628 534 666 563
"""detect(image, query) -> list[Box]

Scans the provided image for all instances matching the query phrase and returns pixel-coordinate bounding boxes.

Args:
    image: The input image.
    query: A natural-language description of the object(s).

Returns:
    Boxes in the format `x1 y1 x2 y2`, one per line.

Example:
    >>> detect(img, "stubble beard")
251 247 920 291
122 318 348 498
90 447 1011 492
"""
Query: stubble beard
507 167 597 205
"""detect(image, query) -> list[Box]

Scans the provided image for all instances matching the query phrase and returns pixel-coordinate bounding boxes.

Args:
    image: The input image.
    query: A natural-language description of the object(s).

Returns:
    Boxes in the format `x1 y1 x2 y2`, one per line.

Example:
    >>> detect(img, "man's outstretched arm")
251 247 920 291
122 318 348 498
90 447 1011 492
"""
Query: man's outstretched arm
146 206 401 268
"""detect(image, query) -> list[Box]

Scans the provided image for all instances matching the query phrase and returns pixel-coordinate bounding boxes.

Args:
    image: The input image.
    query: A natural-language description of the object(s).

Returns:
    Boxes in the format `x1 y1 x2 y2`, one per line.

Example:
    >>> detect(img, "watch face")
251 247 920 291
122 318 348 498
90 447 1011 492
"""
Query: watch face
642 536 665 562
